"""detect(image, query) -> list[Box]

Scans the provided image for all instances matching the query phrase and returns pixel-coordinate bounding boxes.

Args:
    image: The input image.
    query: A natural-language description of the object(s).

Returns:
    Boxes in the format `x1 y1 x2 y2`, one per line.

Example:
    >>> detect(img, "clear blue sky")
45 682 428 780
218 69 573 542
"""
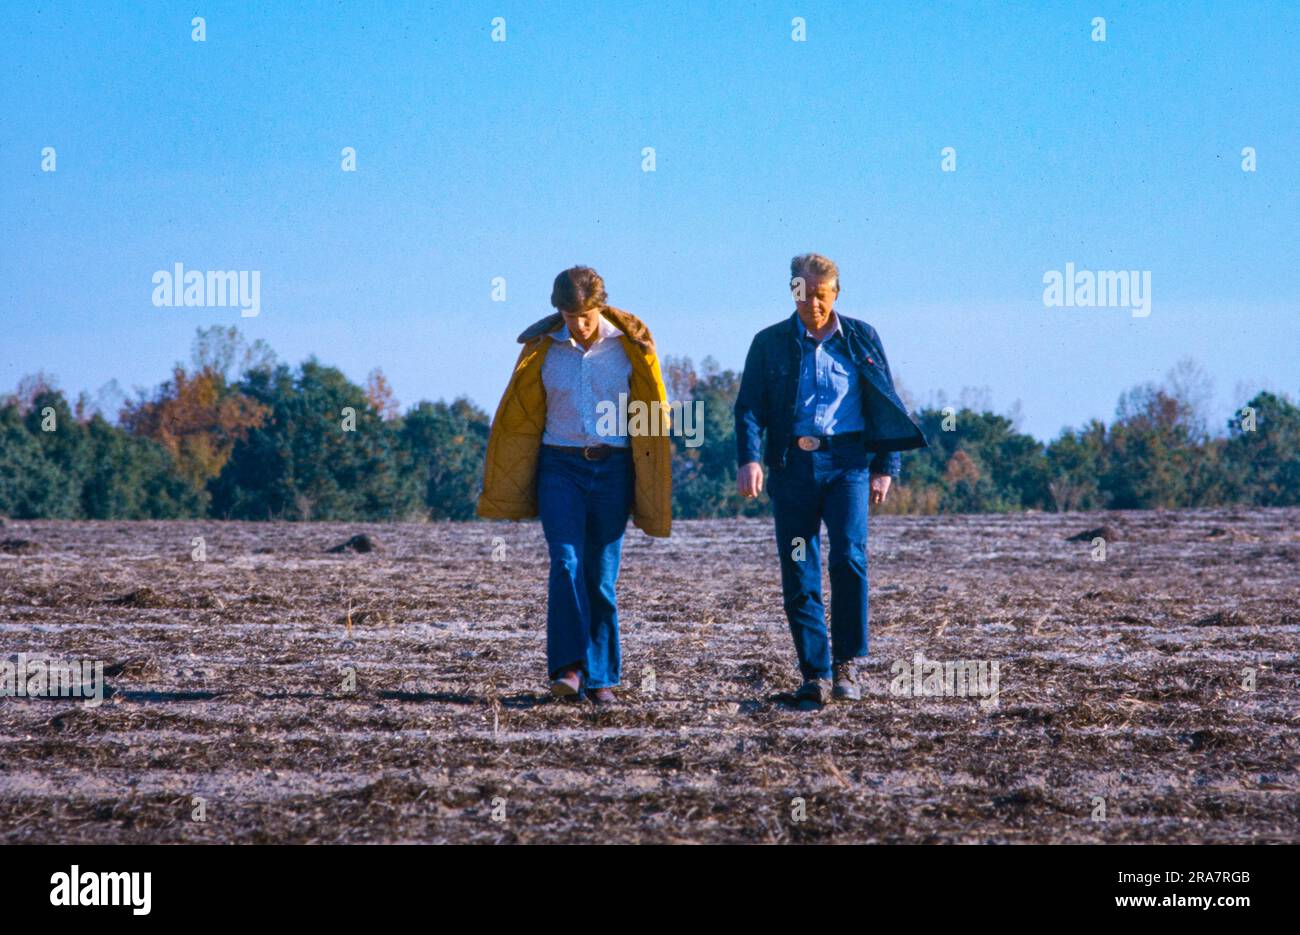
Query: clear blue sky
3 0 1296 441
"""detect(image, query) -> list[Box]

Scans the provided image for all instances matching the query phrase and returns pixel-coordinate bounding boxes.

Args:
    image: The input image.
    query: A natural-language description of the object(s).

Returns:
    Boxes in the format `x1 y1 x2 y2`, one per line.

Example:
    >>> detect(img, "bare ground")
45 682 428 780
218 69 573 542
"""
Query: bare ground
0 508 1296 843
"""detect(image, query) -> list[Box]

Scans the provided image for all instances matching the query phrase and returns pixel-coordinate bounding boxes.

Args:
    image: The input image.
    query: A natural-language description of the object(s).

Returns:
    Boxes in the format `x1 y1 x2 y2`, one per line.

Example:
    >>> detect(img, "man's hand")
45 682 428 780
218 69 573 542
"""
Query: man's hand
869 472 892 506
737 462 764 498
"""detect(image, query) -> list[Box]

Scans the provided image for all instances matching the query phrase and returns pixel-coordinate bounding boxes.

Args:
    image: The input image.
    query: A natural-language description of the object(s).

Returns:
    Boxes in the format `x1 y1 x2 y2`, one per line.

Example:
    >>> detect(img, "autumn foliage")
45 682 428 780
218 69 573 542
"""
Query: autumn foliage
2 333 1298 522
120 366 269 492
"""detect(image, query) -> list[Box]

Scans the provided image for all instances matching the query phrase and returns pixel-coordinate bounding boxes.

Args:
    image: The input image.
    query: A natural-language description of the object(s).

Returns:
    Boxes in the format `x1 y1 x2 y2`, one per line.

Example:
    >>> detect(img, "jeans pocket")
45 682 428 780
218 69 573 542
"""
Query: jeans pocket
767 462 787 499
834 446 871 471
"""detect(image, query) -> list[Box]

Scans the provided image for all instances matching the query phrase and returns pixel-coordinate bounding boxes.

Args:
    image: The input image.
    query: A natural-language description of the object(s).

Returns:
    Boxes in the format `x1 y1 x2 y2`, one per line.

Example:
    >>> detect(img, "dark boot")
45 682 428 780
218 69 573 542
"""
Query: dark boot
832 661 861 701
794 678 832 710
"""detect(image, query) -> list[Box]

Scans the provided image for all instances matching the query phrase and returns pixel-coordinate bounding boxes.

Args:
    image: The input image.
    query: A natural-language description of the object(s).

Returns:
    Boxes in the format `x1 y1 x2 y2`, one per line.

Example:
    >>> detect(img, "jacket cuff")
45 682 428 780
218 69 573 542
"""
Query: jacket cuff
870 451 901 476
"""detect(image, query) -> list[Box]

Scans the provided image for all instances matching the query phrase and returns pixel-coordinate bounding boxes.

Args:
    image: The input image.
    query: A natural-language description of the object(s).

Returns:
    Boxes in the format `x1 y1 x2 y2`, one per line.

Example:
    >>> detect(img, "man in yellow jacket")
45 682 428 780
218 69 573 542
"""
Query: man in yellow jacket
477 267 672 704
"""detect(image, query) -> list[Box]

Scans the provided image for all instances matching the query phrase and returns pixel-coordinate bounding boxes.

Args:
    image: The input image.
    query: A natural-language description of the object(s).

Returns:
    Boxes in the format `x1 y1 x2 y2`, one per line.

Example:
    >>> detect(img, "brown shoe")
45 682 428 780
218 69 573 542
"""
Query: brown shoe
550 667 582 698
832 662 861 701
794 678 832 709
589 688 618 706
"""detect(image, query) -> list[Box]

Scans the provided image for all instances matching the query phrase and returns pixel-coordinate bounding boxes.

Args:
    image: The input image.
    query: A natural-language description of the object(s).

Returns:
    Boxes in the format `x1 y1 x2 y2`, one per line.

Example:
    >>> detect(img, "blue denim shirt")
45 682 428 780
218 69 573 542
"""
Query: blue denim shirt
734 312 928 476
791 314 865 437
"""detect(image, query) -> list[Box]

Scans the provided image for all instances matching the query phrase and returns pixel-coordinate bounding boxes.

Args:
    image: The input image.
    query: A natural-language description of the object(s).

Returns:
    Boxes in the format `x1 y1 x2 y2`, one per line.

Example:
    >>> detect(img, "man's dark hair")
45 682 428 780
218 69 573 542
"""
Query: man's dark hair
551 266 608 312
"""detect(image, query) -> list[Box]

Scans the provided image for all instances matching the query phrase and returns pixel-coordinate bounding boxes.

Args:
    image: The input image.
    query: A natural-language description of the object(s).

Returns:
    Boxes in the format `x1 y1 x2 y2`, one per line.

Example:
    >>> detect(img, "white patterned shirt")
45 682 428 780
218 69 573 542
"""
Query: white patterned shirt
541 315 633 447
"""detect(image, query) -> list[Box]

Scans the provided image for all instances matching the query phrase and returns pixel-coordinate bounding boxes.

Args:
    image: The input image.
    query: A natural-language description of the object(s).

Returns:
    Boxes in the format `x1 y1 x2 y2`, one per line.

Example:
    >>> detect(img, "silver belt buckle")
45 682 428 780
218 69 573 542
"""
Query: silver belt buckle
796 436 821 451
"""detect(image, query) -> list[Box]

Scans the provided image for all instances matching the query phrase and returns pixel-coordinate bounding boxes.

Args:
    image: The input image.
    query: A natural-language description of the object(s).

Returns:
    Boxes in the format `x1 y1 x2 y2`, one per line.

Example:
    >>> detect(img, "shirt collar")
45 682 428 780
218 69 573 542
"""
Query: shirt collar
799 311 843 342
549 313 622 346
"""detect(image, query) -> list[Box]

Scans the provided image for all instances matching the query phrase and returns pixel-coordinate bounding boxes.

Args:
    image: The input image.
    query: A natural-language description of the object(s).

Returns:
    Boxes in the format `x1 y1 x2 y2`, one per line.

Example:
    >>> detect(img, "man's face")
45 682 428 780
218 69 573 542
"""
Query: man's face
561 306 601 345
794 274 837 331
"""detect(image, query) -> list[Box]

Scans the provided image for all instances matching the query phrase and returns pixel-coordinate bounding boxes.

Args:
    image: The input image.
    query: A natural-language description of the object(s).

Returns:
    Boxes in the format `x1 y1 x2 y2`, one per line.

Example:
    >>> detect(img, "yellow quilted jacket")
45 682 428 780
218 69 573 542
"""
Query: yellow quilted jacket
476 306 673 537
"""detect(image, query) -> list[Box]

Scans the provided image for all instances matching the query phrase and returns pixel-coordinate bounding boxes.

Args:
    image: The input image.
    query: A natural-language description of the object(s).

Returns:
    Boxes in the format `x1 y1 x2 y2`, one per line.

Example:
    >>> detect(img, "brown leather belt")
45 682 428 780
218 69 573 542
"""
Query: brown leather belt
543 444 627 461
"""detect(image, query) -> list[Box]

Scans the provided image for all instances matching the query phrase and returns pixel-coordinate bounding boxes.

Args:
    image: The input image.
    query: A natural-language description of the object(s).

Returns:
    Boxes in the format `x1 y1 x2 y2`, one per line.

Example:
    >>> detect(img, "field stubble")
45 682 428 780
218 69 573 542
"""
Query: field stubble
0 508 1296 843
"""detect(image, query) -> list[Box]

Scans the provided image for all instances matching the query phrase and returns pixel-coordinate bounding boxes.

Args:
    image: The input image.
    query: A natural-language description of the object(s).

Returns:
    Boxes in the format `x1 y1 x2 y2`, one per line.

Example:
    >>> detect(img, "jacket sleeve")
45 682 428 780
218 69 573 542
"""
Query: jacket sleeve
734 334 768 467
866 327 902 477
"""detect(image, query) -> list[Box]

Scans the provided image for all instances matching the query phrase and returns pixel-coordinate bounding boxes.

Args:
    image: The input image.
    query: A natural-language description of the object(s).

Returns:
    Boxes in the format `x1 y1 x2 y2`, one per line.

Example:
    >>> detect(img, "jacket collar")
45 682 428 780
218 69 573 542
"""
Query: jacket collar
517 305 655 354
546 314 622 346
789 310 866 363
792 310 844 342
789 309 849 343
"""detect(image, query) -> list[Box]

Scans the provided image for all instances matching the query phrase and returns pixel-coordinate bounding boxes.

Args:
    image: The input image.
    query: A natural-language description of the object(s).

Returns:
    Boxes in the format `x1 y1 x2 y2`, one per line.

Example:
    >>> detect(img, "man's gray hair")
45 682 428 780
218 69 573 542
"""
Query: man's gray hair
790 253 840 294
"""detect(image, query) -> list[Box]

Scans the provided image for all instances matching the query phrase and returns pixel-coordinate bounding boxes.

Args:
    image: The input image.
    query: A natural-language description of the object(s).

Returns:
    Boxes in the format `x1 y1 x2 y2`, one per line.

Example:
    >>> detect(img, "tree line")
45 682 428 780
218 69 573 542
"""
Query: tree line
1 328 1296 521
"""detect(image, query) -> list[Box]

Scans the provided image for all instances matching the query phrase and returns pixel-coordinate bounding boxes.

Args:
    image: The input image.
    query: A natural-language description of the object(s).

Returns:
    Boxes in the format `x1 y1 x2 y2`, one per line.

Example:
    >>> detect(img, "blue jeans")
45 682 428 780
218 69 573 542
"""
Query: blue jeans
537 446 634 688
768 445 872 681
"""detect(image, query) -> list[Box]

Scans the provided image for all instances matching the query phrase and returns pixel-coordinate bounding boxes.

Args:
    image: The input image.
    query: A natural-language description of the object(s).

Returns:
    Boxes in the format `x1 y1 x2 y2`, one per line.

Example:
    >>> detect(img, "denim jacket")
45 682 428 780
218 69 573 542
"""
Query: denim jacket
734 311 928 476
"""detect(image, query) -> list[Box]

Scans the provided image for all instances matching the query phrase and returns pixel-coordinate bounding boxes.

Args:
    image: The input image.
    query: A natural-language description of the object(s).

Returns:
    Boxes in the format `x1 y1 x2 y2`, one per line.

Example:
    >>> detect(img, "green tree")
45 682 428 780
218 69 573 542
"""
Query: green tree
904 407 1046 512
1102 384 1198 509
80 415 203 518
664 356 769 518
210 360 420 520
1221 391 1300 506
0 401 77 518
399 398 490 519
0 390 199 520
1045 421 1107 511
19 390 86 517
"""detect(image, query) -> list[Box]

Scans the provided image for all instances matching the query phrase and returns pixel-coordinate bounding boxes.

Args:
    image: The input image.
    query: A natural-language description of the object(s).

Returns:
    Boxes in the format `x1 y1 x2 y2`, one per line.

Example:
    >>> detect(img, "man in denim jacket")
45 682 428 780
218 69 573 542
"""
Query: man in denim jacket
735 254 928 708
